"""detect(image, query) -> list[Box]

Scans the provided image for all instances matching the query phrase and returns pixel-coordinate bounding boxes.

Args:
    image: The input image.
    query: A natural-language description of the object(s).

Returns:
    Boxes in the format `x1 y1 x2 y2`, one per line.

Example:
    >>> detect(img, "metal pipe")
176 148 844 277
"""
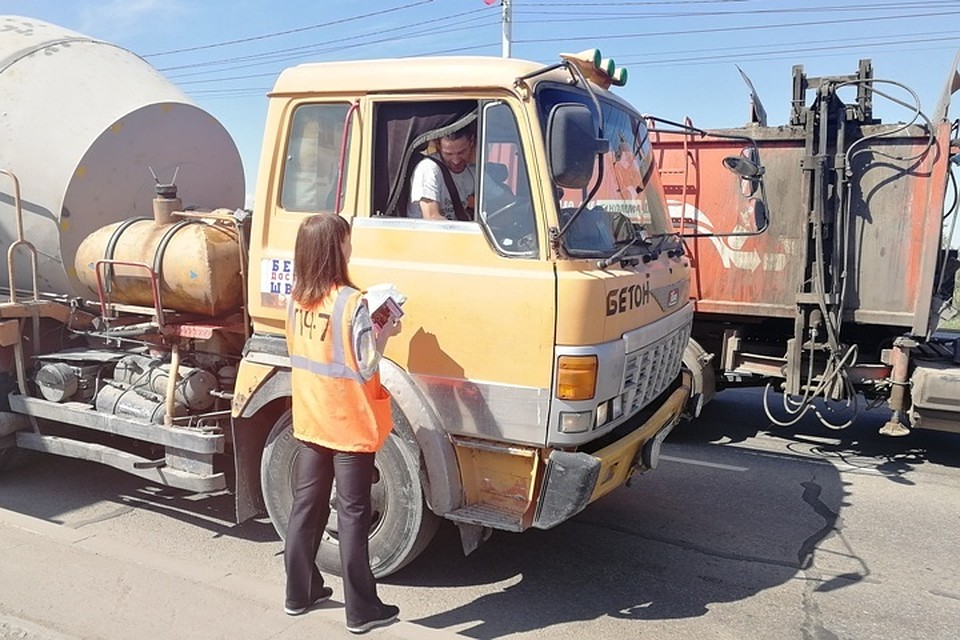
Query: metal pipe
2 169 38 304
152 194 182 226
880 337 912 436
1 169 37 397
164 343 181 427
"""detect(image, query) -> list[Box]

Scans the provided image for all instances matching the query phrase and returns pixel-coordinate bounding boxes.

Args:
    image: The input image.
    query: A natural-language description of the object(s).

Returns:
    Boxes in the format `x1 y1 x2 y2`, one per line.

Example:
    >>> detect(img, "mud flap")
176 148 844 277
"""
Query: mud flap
457 522 493 556
231 415 272 523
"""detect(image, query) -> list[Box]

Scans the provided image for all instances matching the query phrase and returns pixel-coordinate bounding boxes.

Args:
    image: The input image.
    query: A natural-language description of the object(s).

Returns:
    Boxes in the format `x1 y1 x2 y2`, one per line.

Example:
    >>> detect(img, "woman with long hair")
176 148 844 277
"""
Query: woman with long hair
283 213 400 634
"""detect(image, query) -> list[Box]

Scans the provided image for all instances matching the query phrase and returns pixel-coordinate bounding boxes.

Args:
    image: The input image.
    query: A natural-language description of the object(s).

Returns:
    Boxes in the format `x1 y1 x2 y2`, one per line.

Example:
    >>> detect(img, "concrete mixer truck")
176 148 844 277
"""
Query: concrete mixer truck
0 17 735 576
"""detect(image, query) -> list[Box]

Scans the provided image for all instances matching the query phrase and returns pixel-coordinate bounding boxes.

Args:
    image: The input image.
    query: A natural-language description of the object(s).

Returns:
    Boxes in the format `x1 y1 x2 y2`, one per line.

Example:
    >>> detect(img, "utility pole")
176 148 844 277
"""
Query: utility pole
501 0 512 58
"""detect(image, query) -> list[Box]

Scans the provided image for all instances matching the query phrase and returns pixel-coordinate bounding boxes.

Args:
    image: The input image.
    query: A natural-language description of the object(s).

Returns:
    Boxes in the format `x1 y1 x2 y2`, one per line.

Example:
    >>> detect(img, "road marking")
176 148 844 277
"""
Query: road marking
660 455 748 471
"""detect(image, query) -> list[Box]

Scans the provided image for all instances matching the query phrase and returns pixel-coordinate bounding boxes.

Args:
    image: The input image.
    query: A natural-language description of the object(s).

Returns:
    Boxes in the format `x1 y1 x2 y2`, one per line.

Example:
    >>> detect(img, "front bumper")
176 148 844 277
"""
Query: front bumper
532 374 690 529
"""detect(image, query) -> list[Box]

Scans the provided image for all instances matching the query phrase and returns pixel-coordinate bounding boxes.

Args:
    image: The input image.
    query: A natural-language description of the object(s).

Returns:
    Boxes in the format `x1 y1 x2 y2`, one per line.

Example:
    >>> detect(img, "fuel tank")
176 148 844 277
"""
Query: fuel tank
74 208 243 317
0 15 244 299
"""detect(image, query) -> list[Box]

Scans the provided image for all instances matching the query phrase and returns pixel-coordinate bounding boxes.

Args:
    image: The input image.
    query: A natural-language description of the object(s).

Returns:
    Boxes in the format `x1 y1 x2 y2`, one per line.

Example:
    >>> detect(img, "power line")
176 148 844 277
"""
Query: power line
521 1 748 5
519 0 956 7
515 0 960 20
514 8 960 43
187 37 504 98
156 0 960 103
143 0 435 57
160 13 498 84
181 27 960 100
520 0 953 5
616 32 960 66
160 9 493 74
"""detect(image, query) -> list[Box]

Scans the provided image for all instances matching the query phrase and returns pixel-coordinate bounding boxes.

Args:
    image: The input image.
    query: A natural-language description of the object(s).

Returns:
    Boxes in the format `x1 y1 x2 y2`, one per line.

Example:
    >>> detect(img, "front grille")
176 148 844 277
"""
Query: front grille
622 322 690 415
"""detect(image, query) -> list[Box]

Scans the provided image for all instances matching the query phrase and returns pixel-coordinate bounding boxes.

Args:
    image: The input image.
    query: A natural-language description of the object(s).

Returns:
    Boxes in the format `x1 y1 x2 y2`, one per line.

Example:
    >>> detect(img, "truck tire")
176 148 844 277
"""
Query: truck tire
260 409 439 578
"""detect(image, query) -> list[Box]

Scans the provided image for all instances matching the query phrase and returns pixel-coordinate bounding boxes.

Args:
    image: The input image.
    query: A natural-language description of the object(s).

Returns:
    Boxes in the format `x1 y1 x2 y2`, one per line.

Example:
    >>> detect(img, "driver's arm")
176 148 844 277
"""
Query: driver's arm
419 199 446 220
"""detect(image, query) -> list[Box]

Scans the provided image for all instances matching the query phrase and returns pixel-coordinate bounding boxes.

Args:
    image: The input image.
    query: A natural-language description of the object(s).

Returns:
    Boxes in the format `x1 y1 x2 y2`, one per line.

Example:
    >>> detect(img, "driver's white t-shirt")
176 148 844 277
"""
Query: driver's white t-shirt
407 156 476 219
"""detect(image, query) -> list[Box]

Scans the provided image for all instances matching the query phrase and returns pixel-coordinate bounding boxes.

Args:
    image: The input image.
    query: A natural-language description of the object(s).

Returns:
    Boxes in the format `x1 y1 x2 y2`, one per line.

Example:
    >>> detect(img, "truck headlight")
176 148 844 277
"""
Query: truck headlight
559 410 593 433
557 355 597 400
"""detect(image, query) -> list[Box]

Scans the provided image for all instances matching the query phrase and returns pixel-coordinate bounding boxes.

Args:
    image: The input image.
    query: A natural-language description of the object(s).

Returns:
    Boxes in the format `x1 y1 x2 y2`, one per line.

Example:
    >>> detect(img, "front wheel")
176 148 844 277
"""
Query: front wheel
260 409 439 578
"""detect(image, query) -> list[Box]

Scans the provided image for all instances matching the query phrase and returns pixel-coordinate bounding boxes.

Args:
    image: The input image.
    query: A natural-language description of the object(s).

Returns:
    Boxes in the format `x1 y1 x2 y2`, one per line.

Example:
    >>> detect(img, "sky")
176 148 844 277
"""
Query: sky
2 0 960 224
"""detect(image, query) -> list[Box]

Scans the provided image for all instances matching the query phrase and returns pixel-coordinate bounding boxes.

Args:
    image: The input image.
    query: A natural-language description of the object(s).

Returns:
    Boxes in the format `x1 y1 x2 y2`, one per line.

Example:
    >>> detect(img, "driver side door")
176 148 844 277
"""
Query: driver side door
350 97 556 445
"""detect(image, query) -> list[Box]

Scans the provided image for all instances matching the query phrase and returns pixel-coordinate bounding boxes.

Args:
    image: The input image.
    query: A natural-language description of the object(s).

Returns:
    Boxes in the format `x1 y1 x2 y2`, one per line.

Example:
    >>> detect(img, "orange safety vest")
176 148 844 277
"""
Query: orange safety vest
286 286 392 452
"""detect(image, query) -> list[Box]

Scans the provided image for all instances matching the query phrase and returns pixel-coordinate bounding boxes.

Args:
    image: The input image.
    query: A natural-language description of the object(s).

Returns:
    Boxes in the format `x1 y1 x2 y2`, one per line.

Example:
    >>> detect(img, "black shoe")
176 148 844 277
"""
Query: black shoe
284 586 334 615
346 604 400 634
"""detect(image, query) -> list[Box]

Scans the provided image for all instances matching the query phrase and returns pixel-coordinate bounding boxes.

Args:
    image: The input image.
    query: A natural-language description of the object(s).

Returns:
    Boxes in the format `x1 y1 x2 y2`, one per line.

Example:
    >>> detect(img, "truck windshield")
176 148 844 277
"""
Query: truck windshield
536 85 672 257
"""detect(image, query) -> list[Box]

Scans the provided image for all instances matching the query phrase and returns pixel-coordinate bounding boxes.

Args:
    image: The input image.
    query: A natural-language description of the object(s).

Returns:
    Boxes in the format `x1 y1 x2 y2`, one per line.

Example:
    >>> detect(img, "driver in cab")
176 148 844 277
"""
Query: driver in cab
407 126 477 221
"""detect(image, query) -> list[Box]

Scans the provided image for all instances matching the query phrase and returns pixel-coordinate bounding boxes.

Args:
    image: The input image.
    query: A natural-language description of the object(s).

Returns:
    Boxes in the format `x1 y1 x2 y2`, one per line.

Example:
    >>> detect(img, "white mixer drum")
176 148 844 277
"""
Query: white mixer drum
0 15 245 299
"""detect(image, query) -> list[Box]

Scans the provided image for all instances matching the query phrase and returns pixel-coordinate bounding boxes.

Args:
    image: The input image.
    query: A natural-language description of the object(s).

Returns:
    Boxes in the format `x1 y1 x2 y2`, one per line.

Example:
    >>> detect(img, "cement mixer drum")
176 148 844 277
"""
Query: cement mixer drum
0 15 245 299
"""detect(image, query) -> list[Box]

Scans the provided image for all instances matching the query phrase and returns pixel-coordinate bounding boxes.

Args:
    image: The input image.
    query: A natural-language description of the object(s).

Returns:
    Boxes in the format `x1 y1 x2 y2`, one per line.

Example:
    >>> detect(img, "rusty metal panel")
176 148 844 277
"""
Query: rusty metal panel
848 126 951 332
655 127 804 318
653 120 952 332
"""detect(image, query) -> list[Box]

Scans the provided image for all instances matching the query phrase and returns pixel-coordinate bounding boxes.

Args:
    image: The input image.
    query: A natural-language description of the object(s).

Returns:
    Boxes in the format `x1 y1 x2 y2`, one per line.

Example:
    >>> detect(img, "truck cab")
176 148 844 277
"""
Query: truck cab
235 52 693 575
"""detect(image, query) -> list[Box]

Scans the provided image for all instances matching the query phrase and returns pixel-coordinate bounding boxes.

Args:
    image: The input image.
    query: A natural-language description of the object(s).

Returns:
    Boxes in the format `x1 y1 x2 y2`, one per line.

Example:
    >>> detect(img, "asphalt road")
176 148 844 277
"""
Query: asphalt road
2 388 959 639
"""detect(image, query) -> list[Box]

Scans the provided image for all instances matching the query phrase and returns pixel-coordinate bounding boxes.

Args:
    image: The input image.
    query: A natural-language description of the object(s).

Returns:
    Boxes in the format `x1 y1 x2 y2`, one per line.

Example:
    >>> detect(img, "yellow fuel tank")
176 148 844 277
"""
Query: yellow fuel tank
74 213 243 317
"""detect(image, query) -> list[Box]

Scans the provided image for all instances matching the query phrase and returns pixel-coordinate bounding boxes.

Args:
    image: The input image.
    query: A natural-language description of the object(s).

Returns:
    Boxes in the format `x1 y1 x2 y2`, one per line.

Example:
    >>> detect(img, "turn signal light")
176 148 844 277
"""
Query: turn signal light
557 355 597 400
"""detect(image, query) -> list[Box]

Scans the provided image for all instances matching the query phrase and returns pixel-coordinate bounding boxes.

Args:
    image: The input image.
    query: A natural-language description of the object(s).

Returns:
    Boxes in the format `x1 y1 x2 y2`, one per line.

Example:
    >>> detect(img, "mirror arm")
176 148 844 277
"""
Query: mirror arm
562 61 605 132
553 62 609 243
650 115 770 239
677 186 770 239
556 160 606 240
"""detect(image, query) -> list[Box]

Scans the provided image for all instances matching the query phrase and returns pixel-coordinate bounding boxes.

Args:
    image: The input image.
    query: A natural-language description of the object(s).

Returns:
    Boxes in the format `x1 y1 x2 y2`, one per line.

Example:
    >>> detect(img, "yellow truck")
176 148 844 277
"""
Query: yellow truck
1 17 696 576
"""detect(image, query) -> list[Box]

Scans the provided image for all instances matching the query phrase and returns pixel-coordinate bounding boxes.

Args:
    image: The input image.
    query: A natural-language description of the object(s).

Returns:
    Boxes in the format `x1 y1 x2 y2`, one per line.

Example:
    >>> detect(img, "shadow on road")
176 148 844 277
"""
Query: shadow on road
673 387 960 481
0 453 278 544
392 446 846 638
386 387 956 638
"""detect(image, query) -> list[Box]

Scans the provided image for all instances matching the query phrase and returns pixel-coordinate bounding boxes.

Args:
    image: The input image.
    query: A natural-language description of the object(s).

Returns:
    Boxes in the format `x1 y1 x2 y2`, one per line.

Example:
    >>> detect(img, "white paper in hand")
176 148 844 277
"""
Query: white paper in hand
364 283 406 332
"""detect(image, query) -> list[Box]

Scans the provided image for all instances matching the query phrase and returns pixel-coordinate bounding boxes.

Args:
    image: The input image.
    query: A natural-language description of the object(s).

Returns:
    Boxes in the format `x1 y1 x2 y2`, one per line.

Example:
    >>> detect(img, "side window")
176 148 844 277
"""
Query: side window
281 103 350 212
371 99 479 219
479 102 538 256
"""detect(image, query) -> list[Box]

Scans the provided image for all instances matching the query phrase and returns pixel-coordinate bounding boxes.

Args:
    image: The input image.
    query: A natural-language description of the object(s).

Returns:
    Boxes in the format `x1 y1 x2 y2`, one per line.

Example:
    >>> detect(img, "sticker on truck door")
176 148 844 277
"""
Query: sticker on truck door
260 257 293 307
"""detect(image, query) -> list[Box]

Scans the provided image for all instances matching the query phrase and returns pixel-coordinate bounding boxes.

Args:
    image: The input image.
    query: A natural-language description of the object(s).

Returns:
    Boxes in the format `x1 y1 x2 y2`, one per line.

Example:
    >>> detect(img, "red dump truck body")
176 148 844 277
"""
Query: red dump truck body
652 57 960 433
654 119 950 331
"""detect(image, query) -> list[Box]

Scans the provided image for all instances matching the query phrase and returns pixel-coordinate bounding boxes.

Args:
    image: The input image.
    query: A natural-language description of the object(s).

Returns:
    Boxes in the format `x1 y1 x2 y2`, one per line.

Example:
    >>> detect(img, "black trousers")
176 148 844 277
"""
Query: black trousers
284 440 383 624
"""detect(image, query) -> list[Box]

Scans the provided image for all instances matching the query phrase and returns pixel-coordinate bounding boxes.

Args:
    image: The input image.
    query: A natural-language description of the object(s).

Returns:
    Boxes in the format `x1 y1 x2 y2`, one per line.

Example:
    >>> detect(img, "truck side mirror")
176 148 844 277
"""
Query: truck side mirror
723 147 764 197
547 103 609 189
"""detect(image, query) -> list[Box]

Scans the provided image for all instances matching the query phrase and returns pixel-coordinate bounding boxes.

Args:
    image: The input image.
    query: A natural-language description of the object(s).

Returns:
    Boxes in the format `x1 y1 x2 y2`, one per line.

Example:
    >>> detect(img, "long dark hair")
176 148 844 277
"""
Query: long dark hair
291 214 356 307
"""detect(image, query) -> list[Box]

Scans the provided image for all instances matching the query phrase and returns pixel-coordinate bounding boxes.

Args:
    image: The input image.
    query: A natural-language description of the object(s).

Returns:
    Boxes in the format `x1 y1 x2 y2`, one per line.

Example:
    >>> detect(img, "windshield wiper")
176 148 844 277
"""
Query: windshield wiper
597 230 684 270
597 231 649 270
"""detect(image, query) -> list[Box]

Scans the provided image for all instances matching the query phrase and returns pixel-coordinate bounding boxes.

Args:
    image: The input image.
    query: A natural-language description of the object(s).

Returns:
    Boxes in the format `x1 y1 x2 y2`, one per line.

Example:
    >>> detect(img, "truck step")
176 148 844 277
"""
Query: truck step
445 503 525 532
